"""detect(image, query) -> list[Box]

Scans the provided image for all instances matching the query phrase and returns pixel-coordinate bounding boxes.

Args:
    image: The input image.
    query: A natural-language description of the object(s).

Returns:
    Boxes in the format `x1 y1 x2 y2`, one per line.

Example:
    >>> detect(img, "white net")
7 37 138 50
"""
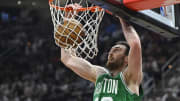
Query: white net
49 0 105 59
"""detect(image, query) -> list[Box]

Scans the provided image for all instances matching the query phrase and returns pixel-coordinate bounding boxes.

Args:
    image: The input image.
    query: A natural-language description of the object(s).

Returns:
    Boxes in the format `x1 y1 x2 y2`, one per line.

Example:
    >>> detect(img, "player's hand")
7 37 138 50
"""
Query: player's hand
116 16 130 27
116 16 133 33
116 16 123 23
65 3 82 18
66 3 82 10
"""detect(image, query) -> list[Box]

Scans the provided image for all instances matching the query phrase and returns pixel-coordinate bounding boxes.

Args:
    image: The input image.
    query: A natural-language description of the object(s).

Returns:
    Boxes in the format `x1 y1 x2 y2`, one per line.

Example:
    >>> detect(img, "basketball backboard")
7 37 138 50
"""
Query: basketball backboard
88 0 180 38
139 5 179 33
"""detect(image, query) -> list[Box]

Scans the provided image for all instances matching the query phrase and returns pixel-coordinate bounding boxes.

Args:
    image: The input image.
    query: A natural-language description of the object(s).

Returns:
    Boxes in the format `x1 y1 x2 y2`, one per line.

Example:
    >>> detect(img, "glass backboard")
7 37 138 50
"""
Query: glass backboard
88 0 180 38
140 5 177 31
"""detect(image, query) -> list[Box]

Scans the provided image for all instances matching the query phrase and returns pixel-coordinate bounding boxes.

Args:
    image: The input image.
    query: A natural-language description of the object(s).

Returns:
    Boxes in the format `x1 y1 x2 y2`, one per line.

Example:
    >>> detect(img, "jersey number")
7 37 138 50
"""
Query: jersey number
95 97 113 101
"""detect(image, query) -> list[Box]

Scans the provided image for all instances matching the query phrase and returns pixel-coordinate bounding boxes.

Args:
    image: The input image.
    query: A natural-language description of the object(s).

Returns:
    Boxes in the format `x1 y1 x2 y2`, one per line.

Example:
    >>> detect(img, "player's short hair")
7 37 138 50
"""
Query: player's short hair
115 41 130 56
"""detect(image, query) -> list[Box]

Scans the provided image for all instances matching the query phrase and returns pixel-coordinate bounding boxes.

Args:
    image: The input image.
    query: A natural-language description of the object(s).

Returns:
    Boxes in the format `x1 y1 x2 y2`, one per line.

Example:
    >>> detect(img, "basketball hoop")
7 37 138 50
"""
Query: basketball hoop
49 0 105 59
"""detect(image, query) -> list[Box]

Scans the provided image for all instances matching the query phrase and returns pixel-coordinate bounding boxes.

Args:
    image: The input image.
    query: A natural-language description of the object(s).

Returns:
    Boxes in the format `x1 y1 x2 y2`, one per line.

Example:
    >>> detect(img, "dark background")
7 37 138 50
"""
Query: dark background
0 0 180 101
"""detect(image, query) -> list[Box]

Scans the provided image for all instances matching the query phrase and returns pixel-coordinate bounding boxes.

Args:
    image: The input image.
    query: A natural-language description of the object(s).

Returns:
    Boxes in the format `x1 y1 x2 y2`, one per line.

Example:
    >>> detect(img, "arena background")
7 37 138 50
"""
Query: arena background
0 0 180 101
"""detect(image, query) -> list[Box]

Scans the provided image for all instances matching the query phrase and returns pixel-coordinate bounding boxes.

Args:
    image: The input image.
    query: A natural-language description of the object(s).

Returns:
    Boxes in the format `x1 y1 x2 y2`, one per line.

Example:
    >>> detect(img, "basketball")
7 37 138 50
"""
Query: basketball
55 19 85 48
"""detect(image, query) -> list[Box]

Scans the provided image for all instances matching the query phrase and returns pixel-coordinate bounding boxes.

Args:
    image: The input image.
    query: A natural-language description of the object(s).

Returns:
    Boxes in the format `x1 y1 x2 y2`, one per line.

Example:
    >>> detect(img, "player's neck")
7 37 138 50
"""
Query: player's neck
110 65 126 77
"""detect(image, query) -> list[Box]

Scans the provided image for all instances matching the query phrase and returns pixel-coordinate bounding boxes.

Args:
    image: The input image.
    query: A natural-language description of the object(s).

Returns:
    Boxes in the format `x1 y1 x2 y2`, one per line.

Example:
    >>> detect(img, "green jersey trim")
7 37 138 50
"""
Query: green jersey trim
120 72 134 95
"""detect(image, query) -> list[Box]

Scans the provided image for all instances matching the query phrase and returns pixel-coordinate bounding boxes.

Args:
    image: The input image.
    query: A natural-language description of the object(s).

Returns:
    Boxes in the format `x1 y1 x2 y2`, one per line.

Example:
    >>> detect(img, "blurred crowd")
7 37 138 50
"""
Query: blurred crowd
0 8 180 101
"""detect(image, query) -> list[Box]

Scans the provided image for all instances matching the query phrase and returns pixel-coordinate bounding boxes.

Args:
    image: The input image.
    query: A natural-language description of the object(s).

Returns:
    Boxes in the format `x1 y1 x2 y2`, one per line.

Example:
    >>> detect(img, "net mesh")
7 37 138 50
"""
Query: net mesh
49 0 105 59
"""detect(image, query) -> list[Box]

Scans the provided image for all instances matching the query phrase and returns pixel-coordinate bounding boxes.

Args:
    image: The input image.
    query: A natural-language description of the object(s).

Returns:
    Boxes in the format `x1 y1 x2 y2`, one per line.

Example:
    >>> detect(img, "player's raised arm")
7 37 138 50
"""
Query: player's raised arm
61 48 108 83
119 18 143 85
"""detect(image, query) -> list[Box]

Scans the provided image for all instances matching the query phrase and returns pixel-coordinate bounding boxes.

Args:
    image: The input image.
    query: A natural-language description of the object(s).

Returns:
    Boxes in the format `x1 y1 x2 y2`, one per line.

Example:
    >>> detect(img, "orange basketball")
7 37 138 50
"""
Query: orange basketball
55 19 85 48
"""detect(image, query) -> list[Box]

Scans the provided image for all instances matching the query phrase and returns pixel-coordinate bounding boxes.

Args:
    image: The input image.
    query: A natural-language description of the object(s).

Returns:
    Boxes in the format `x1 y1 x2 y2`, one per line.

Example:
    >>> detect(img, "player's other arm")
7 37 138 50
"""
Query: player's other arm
61 48 108 83
119 18 143 85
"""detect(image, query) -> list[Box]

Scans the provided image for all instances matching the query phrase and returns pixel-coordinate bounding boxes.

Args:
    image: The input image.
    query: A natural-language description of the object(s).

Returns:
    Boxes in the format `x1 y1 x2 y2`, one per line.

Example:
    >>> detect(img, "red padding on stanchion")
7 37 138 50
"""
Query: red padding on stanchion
107 0 180 11
123 0 180 11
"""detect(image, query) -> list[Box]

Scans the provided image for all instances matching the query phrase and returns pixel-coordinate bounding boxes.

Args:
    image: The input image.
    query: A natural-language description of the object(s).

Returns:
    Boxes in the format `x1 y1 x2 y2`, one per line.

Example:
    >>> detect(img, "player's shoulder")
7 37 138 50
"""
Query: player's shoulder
93 65 110 81
94 65 109 75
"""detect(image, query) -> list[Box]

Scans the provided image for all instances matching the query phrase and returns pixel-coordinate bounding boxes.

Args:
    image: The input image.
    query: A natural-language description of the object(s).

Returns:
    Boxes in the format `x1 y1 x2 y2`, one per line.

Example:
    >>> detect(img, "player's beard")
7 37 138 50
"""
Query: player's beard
106 56 125 71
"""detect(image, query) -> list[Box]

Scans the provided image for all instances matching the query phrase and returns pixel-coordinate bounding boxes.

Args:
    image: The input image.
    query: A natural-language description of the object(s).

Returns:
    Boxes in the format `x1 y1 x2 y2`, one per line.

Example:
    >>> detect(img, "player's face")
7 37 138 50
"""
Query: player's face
106 44 127 70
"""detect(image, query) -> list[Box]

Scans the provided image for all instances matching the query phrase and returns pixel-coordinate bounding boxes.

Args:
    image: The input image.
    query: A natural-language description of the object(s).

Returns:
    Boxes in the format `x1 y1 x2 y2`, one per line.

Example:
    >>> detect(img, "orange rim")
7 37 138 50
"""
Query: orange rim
49 0 103 12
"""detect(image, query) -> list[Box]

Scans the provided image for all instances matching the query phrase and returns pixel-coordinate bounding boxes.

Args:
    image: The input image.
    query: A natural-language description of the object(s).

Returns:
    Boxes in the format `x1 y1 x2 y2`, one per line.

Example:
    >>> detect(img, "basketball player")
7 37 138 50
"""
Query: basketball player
60 3 143 100
60 15 143 101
